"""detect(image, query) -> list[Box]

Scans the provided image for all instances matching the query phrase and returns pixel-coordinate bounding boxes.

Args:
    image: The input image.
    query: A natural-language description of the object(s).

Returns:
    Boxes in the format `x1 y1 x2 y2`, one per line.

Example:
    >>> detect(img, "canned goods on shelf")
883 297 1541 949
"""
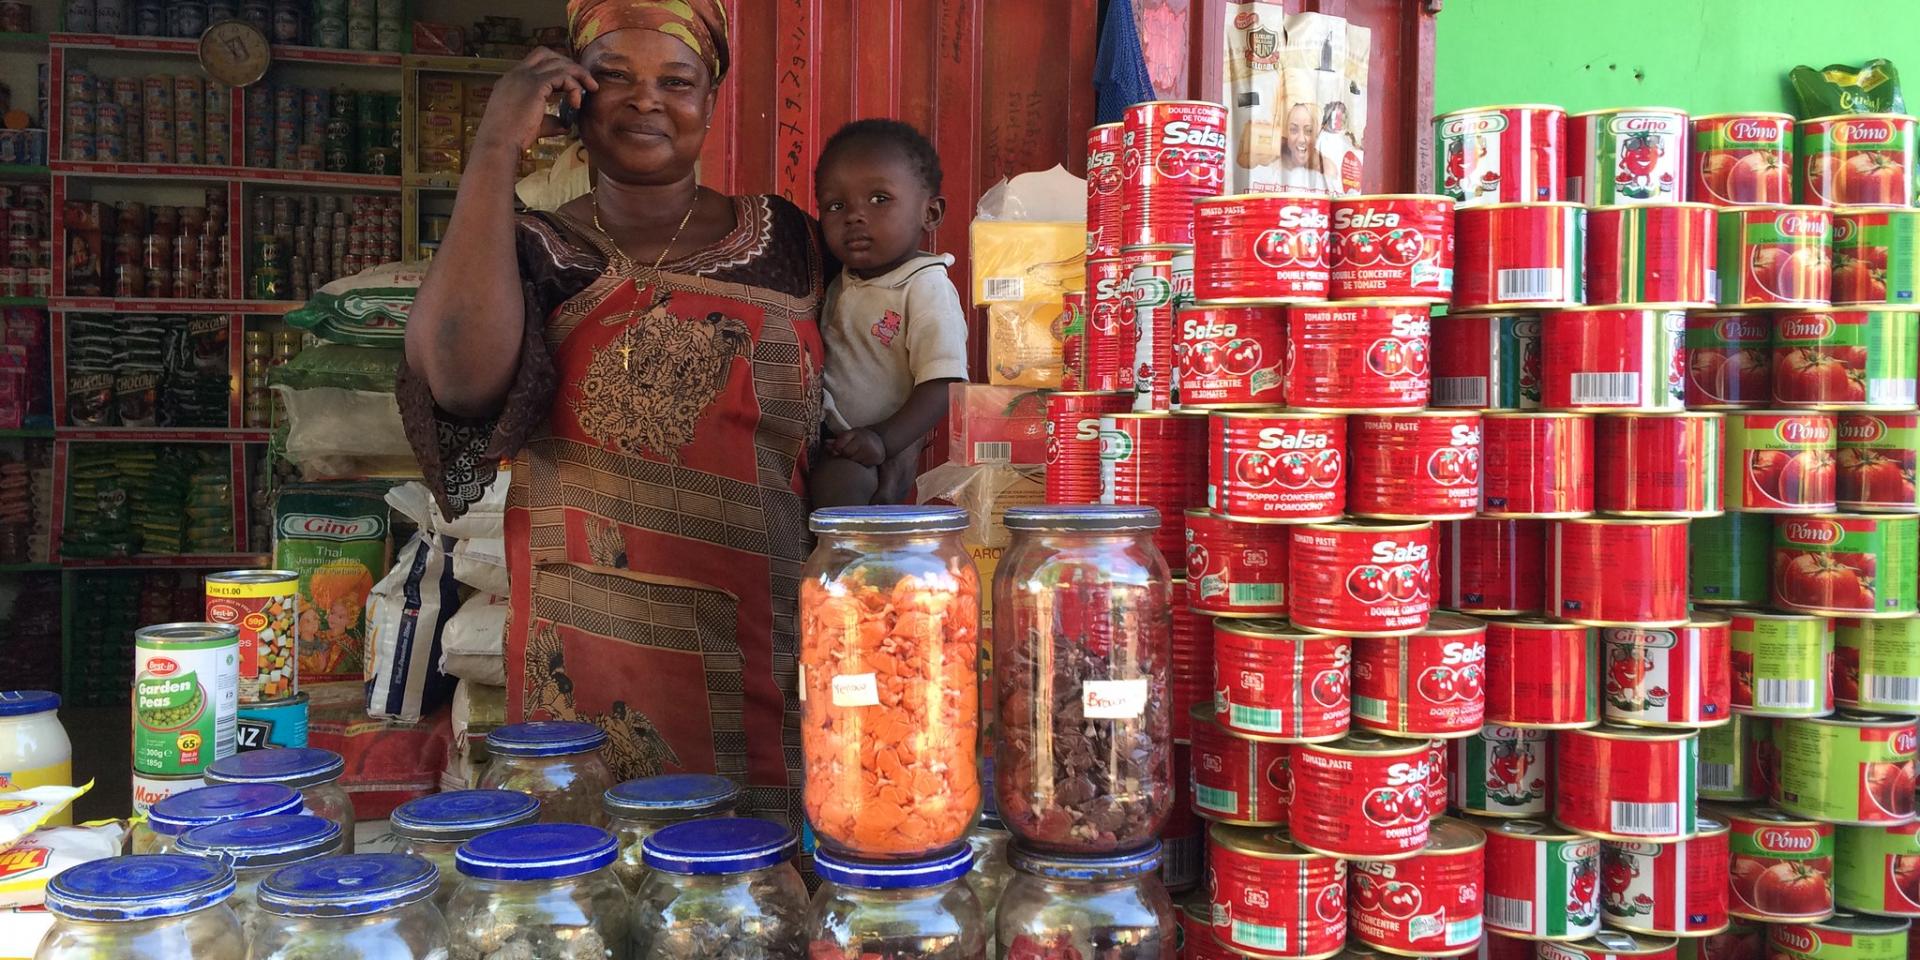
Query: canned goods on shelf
1206 823 1347 959
1773 308 1920 410
1452 202 1586 310
1690 113 1794 207
1429 311 1542 410
1478 817 1603 940
1585 203 1718 307
1290 732 1434 860
1347 411 1483 521
1480 412 1595 518
1193 193 1331 303
1720 804 1835 922
1769 513 1919 618
1600 614 1733 729
1594 412 1725 517
1729 609 1837 718
1207 411 1347 523
1121 101 1228 249
1833 208 1920 306
1212 619 1350 743
1554 724 1700 843
1484 617 1600 729
1684 311 1774 409
1290 520 1434 637
1549 518 1691 627
1184 509 1290 620
1350 816 1486 956
1539 306 1688 413
1450 725 1553 818
1540 933 1682 960
1174 303 1286 408
1437 517 1547 616
1717 205 1834 308
1285 301 1433 411
1800 114 1918 210
1351 612 1488 740
1772 712 1917 826
1837 413 1920 513
1434 104 1567 206
1189 705 1292 827
1566 108 1690 206
1836 618 1920 714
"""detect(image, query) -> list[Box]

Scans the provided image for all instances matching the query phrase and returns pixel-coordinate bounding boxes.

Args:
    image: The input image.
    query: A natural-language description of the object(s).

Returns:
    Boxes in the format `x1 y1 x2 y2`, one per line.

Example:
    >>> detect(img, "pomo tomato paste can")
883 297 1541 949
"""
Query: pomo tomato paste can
1177 303 1287 409
1349 412 1484 521
1434 104 1566 206
1329 194 1455 302
1550 517 1691 628
1600 817 1732 937
1771 914 1911 960
1685 311 1775 409
1453 202 1586 310
1086 122 1125 257
1594 413 1725 517
1100 410 1207 565
1722 411 1839 513
1540 307 1688 413
1291 732 1435 860
1046 390 1134 505
1801 114 1918 209
1480 413 1596 518
1191 705 1293 825
1839 413 1920 513
1539 932 1682 960
1585 203 1718 307
1207 823 1349 959
1121 100 1229 247
1835 821 1920 916
1773 713 1918 826
1290 520 1435 636
1568 108 1690 206
1722 805 1835 922
1352 612 1489 740
1554 725 1699 842
1213 619 1352 743
1209 412 1347 522
1833 208 1920 306
1770 513 1919 618
1086 256 1134 392
1773 308 1920 410
1697 714 1766 803
1194 193 1332 302
1437 518 1548 616
1451 725 1553 818
1717 205 1834 308
1692 113 1795 206
1186 508 1291 619
1478 818 1603 940
1601 614 1734 729
1350 816 1487 956
1286 301 1433 410
1729 609 1836 718
1484 618 1600 729
1690 512 1776 607
1837 618 1920 714
1430 312 1543 410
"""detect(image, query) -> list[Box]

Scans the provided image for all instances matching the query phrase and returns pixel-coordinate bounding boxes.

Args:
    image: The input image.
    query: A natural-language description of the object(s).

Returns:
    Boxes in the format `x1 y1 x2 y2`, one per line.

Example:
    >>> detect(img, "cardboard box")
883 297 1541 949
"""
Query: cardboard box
946 383 1048 467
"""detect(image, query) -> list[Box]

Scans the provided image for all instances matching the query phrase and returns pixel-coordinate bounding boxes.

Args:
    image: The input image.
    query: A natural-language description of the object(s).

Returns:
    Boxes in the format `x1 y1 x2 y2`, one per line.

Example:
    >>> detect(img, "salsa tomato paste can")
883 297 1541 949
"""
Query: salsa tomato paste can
1838 619 1920 714
1484 618 1600 729
1541 932 1684 960
1569 108 1690 206
1187 509 1290 619
1086 256 1134 392
1550 518 1691 627
133 623 240 778
1122 100 1229 248
1100 411 1208 564
1453 202 1586 310
1425 740 1451 819
1585 203 1718 307
1194 193 1332 302
1087 122 1124 257
1775 915 1912 960
1802 114 1919 209
205 569 298 704
1430 312 1543 410
1698 714 1768 802
1601 817 1732 937
1172 579 1212 741
1213 619 1351 743
1286 301 1433 410
1186 898 1242 960
1837 822 1920 916
1601 615 1734 729
1540 307 1688 413
1478 818 1603 940
1352 613 1489 741
1723 805 1836 922
1290 521 1434 637
1771 513 1920 618
1723 411 1839 513
1839 413 1920 512
1554 725 1699 842
1129 258 1178 411
1451 725 1553 818
1208 823 1348 959
1692 113 1796 206
1292 732 1435 860
1177 303 1286 408
1047 391 1134 505
1192 704 1292 826
1435 104 1566 206
1349 412 1483 521
1594 413 1725 517
1691 512 1775 607
1209 412 1347 522
1438 518 1548 616
1774 713 1918 826
1776 308 1920 410
1330 194 1455 302
235 692 308 752
1730 609 1837 718
1480 413 1596 518
1685 312 1775 409
1834 209 1920 305
1350 816 1487 956
1717 205 1834 308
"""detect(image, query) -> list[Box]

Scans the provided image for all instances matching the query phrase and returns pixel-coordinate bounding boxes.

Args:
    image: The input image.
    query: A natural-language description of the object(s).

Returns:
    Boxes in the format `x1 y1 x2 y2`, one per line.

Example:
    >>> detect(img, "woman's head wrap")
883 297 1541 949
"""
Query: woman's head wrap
567 0 731 83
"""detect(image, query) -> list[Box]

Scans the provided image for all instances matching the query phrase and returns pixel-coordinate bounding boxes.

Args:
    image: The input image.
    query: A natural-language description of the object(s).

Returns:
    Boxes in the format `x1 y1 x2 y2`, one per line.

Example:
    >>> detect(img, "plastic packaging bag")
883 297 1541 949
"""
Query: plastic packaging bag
274 483 392 683
285 262 427 347
972 166 1087 390
364 483 462 723
440 593 507 685
1793 60 1904 117
0 821 127 908
451 537 510 596
267 345 413 480
0 784 90 851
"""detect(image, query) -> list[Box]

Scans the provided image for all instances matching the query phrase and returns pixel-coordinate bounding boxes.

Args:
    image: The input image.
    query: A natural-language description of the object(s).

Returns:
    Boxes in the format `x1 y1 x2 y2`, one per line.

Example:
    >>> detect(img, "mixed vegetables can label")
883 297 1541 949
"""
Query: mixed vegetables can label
1584 202 1718 306
1684 311 1773 409
1773 309 1920 410
1723 806 1836 922
1730 610 1836 717
1175 304 1286 408
1539 307 1687 412
1480 818 1603 940
1838 413 1920 512
1568 108 1689 205
1207 823 1348 959
1689 512 1775 607
132 623 239 778
1435 104 1566 206
1430 311 1543 410
1484 618 1599 728
1691 113 1794 206
1773 713 1918 826
1771 513 1919 618
1716 205 1834 308
1835 821 1920 915
1601 817 1731 936
1351 613 1488 739
1800 113 1918 209
1698 713 1766 802
1837 618 1920 713
1449 724 1552 817
1437 517 1547 616
205 569 299 704
1601 616 1732 728
1721 411 1838 513
1833 208 1920 306
1349 817 1486 956
1553 725 1699 842
1768 915 1911 960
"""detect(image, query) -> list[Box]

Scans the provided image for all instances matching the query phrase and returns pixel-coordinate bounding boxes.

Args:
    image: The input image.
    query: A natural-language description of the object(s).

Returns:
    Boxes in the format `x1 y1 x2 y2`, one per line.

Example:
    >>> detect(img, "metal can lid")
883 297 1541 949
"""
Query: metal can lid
176 814 341 868
1304 519 1433 534
1545 930 1680 958
1564 722 1699 743
1799 709 1918 729
390 790 542 842
204 569 299 585
809 505 969 535
147 783 303 837
815 844 974 889
1004 505 1162 532
1812 912 1912 935
204 747 345 788
136 622 240 645
1717 804 1828 829
641 818 798 876
457 824 620 881
1485 817 1586 841
1009 840 1162 880
1420 611 1488 636
1434 103 1567 118
1213 618 1317 640
1426 816 1487 853
604 774 741 820
1306 729 1434 758
1210 823 1323 860
0 689 59 717
257 854 438 917
484 721 608 758
46 856 237 922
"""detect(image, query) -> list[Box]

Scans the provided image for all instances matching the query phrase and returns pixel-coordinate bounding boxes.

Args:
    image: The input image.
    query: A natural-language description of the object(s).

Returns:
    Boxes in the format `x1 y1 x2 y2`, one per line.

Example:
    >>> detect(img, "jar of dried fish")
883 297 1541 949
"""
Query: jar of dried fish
630 818 808 960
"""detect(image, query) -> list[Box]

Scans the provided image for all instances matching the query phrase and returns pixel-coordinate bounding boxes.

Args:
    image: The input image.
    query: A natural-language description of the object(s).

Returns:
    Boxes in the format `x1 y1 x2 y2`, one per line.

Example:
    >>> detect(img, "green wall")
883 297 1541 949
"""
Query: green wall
1435 0 1920 117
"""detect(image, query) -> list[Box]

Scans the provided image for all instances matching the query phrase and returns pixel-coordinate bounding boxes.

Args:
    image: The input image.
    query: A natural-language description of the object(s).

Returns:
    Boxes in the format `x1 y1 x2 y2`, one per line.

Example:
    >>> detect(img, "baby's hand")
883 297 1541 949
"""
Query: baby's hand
830 428 887 467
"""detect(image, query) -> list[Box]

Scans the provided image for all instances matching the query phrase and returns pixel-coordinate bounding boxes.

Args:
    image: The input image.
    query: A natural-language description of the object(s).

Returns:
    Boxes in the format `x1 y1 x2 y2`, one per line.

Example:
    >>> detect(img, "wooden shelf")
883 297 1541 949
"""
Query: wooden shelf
57 428 269 443
52 33 403 67
0 427 55 438
50 297 299 315
0 32 47 49
52 160 402 191
0 165 51 179
404 54 520 74
61 553 269 570
0 297 48 307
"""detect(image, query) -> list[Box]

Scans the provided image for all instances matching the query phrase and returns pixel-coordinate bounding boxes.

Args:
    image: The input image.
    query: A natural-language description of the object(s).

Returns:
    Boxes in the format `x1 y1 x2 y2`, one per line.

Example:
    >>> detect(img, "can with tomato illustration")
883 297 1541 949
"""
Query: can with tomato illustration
1192 705 1293 825
1352 613 1489 741
1717 205 1834 308
1425 739 1452 819
1569 108 1690 205
1479 818 1603 940
1541 932 1683 960
1350 817 1487 956
1185 898 1246 960
1454 202 1586 310
1770 914 1909 960
1540 307 1688 413
1100 411 1207 564
1086 256 1134 392
1451 725 1553 818
1722 411 1839 513
1601 615 1734 729
1214 619 1352 742
1685 312 1775 409
1349 412 1484 520
1840 413 1920 512
1291 732 1435 860
1550 518 1691 627
1194 194 1332 303
1585 204 1718 307
1771 513 1919 618
1329 195 1455 302
1438 518 1548 616
1209 412 1347 522
1186 509 1291 619
1690 512 1775 607
1087 122 1125 257
1723 805 1836 922
1773 713 1918 826
1730 609 1837 718
1177 303 1286 409
1290 521 1435 636
1601 817 1731 937
1802 114 1918 209
1836 821 1920 916
1782 309 1920 410
1126 257 1178 411
1172 579 1212 742
1595 413 1725 517
1554 725 1699 842
1431 312 1543 410
1121 100 1229 248
1208 823 1349 959
1834 209 1920 305
1692 113 1796 206
1286 301 1433 410
1837 619 1920 714
1046 390 1134 505
1480 412 1596 518
1484 618 1600 729
1699 714 1768 802
1434 104 1566 207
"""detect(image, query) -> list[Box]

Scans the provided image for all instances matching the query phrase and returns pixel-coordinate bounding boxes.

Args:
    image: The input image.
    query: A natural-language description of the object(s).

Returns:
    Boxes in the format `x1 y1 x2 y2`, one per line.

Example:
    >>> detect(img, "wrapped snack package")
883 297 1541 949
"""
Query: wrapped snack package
0 821 129 908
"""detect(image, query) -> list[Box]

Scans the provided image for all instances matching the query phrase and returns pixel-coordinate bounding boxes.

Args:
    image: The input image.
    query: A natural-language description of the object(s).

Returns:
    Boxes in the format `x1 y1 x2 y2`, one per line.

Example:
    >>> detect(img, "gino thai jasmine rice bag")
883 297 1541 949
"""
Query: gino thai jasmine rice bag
273 483 392 683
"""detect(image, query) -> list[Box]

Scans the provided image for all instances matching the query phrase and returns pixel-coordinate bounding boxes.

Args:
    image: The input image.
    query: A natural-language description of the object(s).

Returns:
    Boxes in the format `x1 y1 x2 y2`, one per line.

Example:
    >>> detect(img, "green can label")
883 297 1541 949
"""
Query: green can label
1691 511 1775 605
1726 809 1835 921
133 624 239 777
1718 207 1834 307
1836 822 1920 915
1774 310 1920 408
1699 714 1762 801
1838 413 1920 512
1692 115 1794 206
1723 412 1838 512
1770 915 1911 960
1774 716 1918 824
1838 618 1920 712
1730 613 1835 716
1573 109 1688 204
1677 921 1767 960
1833 209 1920 306
1772 514 1919 616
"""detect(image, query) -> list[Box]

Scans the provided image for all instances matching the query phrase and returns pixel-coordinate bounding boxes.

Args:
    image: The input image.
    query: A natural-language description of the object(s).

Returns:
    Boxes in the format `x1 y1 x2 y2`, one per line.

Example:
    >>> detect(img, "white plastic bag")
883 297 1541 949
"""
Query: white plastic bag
439 593 507 685
451 537 509 596
364 483 462 722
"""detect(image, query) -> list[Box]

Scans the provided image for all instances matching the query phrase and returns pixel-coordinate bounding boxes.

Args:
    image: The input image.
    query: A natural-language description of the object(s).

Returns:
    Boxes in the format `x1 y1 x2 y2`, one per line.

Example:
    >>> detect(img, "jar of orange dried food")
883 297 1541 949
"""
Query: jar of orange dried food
800 506 983 860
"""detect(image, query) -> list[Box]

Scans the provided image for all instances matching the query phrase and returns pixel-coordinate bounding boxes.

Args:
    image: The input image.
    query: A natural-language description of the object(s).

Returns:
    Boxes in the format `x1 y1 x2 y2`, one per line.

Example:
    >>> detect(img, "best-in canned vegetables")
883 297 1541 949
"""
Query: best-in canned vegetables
1430 311 1543 410
1730 609 1837 718
1176 304 1286 409
1838 413 1919 512
1773 309 1920 410
1769 914 1911 960
1329 194 1455 302
1434 104 1566 206
1186 509 1290 619
1478 818 1603 940
1717 205 1834 308
1207 823 1348 959
1194 193 1331 302
1692 113 1795 206
1046 391 1133 505
1540 307 1687 413
1601 816 1731 937
1351 612 1488 740
1453 202 1586 310
1837 619 1920 714
1836 822 1920 916
1121 100 1228 247
1550 518 1690 627
1554 725 1699 842
1348 412 1483 520
1191 705 1292 826
1209 412 1347 522
1722 805 1836 922
1770 513 1919 618
1690 512 1775 607
1350 816 1486 956
1291 732 1434 860
1584 203 1718 307
1722 411 1839 513
1450 725 1553 818
1286 301 1433 410
1539 932 1683 960
134 622 240 779
1601 615 1733 729
204 570 298 704
1801 113 1919 209
1773 713 1917 826
1685 312 1775 409
1833 209 1920 306
1568 108 1690 205
1438 518 1547 616
1484 617 1600 729
1290 521 1434 636
1213 619 1351 742
1594 413 1724 517
1480 413 1595 518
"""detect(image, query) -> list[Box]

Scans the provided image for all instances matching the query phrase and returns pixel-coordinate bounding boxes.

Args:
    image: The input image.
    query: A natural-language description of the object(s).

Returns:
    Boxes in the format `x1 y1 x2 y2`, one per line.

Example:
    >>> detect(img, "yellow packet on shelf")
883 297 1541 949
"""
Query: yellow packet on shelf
0 784 91 853
968 221 1085 308
0 821 128 908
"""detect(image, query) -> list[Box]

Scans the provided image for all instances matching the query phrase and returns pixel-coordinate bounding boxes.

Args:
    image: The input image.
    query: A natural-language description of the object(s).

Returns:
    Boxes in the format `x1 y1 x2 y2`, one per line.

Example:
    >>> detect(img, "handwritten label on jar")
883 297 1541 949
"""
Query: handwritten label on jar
1083 679 1150 719
831 672 881 707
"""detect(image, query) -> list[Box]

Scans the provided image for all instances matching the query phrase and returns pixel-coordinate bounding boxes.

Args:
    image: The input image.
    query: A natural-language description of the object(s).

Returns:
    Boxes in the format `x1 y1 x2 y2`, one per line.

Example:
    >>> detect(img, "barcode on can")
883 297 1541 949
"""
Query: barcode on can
1871 379 1918 407
1229 583 1283 605
1611 800 1678 836
1354 695 1388 722
1485 893 1533 932
1433 376 1488 407
1699 761 1733 793
1867 675 1920 708
215 727 237 759
1231 920 1287 952
1759 678 1815 709
1569 372 1640 405
1229 704 1284 734
1196 784 1240 814
1497 267 1562 301
972 441 1012 462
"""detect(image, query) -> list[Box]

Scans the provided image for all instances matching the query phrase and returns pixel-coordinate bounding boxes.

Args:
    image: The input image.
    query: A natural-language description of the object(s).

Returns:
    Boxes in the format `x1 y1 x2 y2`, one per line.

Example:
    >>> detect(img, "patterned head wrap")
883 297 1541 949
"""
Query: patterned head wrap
567 0 731 84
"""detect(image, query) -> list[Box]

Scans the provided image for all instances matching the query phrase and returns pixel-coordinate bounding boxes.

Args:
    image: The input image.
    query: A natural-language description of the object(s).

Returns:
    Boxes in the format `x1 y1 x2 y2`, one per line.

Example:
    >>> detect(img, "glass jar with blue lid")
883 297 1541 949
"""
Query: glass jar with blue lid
630 818 808 960
604 773 741 894
994 842 1176 960
248 853 447 960
175 814 342 931
478 721 615 827
389 789 542 909
805 845 986 960
964 813 1013 956
446 822 628 960
135 782 304 855
203 747 356 851
35 854 244 960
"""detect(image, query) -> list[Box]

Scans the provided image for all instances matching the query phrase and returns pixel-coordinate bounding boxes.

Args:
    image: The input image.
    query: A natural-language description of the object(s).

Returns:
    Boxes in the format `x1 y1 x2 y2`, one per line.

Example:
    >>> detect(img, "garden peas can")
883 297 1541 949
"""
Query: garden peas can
1801 114 1918 209
1838 413 1920 513
1723 805 1835 922
1722 411 1839 513
1836 822 1920 915
1730 609 1836 718
1600 817 1732 937
1684 312 1774 409
1568 108 1690 205
1771 513 1919 618
1449 725 1552 818
1478 818 1602 940
1690 511 1774 607
1769 915 1911 960
1773 310 1920 410
1773 713 1918 826
1837 619 1920 713
133 623 239 777
1834 209 1920 305
1691 113 1795 206
205 570 299 703
1717 205 1834 308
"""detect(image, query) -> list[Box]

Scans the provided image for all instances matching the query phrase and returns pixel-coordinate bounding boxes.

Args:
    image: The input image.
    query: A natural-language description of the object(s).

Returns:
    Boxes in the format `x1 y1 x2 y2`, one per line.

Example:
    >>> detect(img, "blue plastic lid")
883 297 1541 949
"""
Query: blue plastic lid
816 844 974 889
147 783 304 837
643 818 798 876
176 815 342 868
485 721 608 758
1010 841 1162 881
203 747 345 789
810 505 969 534
46 855 236 921
0 690 59 717
604 774 741 819
455 824 619 881
258 854 439 917
391 790 543 841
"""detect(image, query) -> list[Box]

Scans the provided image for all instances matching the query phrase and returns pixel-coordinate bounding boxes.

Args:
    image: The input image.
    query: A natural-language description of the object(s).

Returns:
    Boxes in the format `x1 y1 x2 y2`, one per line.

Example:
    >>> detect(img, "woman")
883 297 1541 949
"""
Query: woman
1258 101 1331 193
399 0 827 827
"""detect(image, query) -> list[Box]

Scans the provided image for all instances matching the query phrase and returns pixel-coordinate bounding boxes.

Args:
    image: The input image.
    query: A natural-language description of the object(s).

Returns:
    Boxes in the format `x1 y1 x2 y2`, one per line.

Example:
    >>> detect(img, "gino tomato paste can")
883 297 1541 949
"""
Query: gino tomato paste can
1484 618 1600 729
1836 822 1920 915
1594 412 1725 517
1046 390 1133 505
1724 805 1836 922
1479 413 1595 518
1601 614 1734 729
1723 411 1839 513
1550 518 1691 628
1352 612 1488 741
1290 521 1434 637
1186 509 1290 619
1207 823 1348 959
1329 194 1455 302
1834 209 1920 306
1837 619 1920 714
1291 732 1434 860
1771 513 1920 618
1717 205 1834 308
1208 412 1347 522
1100 411 1207 564
1774 309 1920 410
1121 100 1228 247
1286 301 1432 411
1479 818 1603 940
1540 932 1682 960
1086 122 1124 257
1438 518 1548 616
1691 113 1795 206
1774 713 1918 826
1430 312 1543 410
1540 307 1687 413
1191 705 1292 825
1350 816 1487 956
1554 725 1699 842
1349 412 1483 521
1194 194 1332 303
1585 203 1719 307
1601 817 1732 937
1685 312 1774 409
1453 202 1586 311
1177 303 1286 409
1451 725 1552 818
1730 609 1837 718
1213 619 1351 743
1568 108 1690 205
1434 104 1566 206
1802 114 1919 209
1086 256 1133 392
1839 413 1920 512
1771 915 1911 960
1691 512 1775 607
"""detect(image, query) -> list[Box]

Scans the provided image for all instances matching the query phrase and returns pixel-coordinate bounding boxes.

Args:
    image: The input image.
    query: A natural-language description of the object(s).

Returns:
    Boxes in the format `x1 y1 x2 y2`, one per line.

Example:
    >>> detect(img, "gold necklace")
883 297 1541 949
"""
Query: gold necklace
591 187 699 371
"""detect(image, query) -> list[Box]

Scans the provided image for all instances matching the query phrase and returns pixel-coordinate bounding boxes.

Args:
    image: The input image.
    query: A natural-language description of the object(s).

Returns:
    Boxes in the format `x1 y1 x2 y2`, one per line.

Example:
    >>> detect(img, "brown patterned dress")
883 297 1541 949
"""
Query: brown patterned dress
397 194 827 827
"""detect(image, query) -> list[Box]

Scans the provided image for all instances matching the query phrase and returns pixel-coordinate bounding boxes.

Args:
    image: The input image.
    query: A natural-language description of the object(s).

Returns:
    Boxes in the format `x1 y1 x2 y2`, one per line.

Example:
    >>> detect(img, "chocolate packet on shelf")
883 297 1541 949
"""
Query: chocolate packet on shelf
1793 59 1904 116
114 368 162 427
66 368 116 427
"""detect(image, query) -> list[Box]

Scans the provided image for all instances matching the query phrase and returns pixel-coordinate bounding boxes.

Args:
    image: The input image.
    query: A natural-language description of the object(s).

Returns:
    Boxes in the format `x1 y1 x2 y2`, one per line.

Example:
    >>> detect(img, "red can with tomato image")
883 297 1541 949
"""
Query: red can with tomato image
1430 311 1543 410
1770 513 1919 618
1554 725 1699 842
1586 203 1719 307
1567 108 1690 206
1349 412 1484 521
1484 617 1601 729
1438 518 1548 616
1541 933 1682 960
1194 193 1332 302
1716 205 1833 308
1213 619 1351 742
1191 704 1293 825
1186 508 1290 619
1450 725 1553 818
1085 256 1134 393
1121 100 1228 248
1801 113 1918 209
1692 113 1795 206
1723 411 1838 513
1601 817 1731 937
1126 256 1179 412
1208 412 1347 522
1177 303 1286 408
1551 518 1691 627
1480 933 1549 960
1329 194 1455 302
1838 413 1920 512
1100 411 1208 566
1425 738 1452 819
1286 301 1433 410
1046 390 1134 505
1773 308 1920 410
1480 412 1596 518
1434 104 1567 206
1350 817 1487 957
1209 823 1349 959
1087 122 1125 257
1540 307 1688 413
1291 732 1435 860
1601 614 1734 729
1723 805 1836 922
1352 613 1489 740
1594 412 1726 517
1480 819 1603 940
1171 578 1212 742
1685 311 1774 409
1290 521 1434 637
1453 202 1586 311
1184 898 1244 960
